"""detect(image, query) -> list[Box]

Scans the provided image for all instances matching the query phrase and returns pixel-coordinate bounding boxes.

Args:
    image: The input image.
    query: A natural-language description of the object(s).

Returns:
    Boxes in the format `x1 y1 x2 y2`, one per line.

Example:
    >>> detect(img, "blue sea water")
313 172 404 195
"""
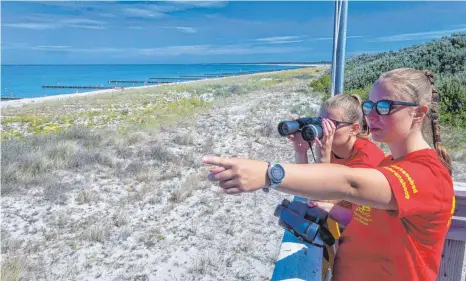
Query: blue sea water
1 64 303 99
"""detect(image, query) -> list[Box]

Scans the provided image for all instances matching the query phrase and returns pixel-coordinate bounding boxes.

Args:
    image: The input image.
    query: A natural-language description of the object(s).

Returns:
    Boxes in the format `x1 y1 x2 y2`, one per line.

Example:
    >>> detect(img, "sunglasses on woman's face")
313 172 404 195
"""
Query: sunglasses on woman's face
362 100 419 116
328 118 353 127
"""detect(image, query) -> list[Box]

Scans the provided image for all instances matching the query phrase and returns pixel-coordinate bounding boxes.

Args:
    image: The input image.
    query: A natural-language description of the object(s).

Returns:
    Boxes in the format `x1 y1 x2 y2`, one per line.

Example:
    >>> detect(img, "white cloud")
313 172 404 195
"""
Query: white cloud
448 23 466 28
1 42 30 50
371 28 466 42
308 37 333 41
265 40 304 44
256 36 303 42
136 44 307 56
255 35 361 44
68 25 106 30
69 47 123 53
347 36 364 39
122 8 166 18
3 23 58 30
35 45 70 49
175 26 197 33
32 46 71 51
178 1 229 9
256 36 307 44
159 1 229 12
3 17 108 30
62 18 106 25
307 35 363 41
25 43 307 56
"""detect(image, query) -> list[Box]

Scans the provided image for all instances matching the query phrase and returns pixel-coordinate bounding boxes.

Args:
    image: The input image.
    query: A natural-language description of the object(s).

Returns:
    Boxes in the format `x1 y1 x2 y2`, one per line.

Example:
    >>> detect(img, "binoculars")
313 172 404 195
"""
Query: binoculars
274 199 335 247
277 117 323 141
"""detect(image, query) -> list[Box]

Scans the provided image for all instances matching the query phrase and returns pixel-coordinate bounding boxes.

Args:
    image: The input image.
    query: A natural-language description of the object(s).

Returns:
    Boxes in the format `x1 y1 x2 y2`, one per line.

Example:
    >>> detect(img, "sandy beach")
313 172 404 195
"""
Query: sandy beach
0 66 319 109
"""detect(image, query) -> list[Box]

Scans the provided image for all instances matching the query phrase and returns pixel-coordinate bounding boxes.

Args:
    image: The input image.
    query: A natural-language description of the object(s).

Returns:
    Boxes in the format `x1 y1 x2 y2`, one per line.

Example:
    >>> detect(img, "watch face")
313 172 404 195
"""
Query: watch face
271 165 285 181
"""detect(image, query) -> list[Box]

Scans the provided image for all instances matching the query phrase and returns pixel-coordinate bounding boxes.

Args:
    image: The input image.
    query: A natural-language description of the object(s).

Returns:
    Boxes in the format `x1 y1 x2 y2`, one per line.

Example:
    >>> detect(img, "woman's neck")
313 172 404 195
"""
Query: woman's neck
332 137 357 160
388 131 431 160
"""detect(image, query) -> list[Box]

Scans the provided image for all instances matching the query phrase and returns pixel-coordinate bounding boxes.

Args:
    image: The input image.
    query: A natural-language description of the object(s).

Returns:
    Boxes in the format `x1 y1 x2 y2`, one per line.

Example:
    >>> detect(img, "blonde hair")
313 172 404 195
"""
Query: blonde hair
377 68 452 175
321 94 370 138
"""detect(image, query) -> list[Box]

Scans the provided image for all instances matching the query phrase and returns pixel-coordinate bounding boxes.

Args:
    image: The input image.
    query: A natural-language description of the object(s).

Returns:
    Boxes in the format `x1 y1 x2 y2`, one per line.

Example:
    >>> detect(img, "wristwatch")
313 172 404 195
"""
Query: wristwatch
263 162 286 193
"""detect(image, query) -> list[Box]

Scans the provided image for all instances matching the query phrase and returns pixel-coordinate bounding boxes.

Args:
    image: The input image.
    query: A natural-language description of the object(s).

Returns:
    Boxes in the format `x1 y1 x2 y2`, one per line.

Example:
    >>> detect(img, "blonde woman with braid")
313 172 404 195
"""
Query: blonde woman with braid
204 68 455 281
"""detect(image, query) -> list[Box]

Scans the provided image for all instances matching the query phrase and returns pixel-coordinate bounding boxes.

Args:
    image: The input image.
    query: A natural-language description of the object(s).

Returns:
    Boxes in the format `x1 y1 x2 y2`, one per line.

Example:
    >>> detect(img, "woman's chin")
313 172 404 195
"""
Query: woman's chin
370 132 386 142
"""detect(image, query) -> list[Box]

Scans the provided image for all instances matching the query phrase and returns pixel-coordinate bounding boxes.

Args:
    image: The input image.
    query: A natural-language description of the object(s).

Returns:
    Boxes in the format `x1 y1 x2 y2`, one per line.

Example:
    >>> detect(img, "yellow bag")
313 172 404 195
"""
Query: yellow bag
322 217 341 280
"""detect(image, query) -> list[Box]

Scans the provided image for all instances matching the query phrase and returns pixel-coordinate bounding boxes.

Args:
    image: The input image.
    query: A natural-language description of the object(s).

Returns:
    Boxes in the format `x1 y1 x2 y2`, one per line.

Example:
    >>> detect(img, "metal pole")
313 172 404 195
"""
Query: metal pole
335 0 348 95
330 0 341 97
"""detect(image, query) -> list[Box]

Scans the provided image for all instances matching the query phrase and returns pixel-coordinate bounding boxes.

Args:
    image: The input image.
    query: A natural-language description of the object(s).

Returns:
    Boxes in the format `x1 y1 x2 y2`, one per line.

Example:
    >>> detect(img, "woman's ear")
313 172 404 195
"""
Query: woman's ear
413 105 429 124
350 123 360 136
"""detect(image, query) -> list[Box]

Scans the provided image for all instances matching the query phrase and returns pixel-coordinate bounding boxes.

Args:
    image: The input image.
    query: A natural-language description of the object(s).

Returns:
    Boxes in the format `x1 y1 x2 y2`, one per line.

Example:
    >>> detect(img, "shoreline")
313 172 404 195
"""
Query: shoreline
0 66 324 109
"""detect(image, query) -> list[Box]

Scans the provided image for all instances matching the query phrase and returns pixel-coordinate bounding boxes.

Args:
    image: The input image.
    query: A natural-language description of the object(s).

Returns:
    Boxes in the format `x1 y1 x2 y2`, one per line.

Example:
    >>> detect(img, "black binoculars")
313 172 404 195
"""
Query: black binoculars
277 117 323 141
274 199 335 247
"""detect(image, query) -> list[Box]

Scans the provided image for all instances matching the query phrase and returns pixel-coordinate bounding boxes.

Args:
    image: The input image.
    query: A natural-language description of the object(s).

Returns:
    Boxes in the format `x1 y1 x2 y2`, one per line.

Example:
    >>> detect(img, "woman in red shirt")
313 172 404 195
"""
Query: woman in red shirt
289 94 386 278
289 93 385 170
204 68 455 281
289 94 385 210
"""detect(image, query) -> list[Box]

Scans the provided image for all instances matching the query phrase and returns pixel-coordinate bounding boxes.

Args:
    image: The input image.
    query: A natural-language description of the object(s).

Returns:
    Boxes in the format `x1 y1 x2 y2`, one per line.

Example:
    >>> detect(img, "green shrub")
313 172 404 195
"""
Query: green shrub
309 74 331 94
343 32 466 127
346 85 372 101
436 72 466 127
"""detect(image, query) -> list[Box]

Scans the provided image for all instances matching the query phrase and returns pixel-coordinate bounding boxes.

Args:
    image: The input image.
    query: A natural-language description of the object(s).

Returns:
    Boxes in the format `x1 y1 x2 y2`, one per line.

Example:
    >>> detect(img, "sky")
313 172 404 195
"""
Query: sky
2 1 466 64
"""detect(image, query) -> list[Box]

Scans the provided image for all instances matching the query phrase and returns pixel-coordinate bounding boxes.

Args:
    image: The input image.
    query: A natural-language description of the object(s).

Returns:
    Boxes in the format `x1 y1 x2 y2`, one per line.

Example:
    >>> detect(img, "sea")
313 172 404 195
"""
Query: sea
1 64 305 99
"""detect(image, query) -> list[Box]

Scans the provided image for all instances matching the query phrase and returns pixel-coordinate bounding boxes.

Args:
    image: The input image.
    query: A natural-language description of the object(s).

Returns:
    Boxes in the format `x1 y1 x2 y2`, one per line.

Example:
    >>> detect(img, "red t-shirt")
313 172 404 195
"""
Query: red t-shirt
331 138 386 169
333 149 455 281
331 138 386 208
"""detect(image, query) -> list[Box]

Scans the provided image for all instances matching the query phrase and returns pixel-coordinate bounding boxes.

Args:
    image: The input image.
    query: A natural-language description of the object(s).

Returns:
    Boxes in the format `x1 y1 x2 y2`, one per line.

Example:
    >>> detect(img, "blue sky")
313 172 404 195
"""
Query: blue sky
2 1 466 64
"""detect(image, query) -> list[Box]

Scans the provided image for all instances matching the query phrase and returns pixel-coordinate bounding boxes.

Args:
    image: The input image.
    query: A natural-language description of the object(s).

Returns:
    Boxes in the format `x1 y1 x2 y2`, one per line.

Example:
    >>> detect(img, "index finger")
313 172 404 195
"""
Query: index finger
202 155 233 168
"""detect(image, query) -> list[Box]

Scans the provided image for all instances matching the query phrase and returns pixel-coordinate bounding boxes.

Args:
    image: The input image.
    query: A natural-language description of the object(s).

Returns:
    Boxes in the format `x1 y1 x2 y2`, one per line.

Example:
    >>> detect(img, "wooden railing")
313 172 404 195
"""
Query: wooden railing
271 181 466 281
438 181 466 281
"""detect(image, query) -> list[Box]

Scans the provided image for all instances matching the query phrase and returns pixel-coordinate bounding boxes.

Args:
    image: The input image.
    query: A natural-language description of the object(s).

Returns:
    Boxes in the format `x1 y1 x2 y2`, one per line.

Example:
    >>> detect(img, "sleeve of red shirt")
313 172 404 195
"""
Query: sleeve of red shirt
376 161 443 218
345 142 386 168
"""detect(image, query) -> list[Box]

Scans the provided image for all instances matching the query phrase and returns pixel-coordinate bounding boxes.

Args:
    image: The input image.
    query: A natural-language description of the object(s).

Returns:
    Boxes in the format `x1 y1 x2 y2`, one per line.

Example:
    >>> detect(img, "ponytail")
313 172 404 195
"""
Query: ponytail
424 70 453 175
349 94 370 138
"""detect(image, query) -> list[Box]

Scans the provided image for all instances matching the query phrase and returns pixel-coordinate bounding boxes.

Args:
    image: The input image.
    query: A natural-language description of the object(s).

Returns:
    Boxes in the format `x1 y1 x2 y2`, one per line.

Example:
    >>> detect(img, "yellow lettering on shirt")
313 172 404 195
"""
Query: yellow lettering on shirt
353 205 372 225
383 166 410 199
390 165 418 194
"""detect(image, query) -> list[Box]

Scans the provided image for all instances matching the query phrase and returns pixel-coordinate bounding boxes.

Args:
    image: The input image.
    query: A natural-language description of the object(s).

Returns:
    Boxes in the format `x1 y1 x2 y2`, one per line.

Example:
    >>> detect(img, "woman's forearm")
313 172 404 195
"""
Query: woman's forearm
276 163 397 210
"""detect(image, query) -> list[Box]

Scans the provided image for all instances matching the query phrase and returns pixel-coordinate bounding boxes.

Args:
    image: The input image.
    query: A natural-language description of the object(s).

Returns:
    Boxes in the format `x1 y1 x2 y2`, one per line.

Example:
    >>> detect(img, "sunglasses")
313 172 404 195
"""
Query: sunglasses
362 100 419 116
328 118 353 127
